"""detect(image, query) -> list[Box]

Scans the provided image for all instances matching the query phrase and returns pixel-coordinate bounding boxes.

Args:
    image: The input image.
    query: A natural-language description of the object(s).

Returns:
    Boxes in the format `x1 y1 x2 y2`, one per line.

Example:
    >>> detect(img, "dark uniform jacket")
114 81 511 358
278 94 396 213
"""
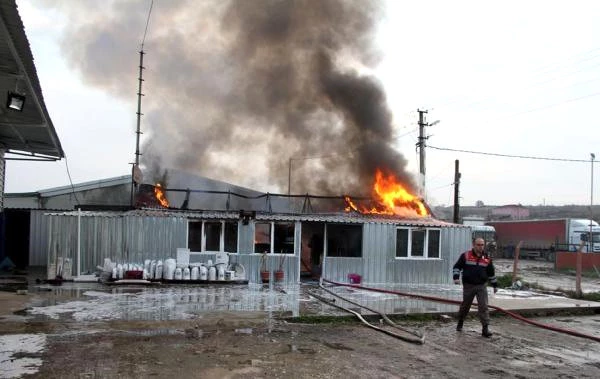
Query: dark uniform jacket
453 249 497 288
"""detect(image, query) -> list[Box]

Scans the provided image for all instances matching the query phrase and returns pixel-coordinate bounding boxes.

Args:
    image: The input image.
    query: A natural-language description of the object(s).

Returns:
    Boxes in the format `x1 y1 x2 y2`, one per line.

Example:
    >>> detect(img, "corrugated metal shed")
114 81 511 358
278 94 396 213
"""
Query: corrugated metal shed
40 209 470 285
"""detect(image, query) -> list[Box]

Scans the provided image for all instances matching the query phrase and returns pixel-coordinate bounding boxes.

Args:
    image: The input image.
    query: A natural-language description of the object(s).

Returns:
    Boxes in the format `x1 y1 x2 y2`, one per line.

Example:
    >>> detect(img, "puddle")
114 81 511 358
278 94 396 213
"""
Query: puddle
0 334 46 379
26 285 302 321
235 328 253 335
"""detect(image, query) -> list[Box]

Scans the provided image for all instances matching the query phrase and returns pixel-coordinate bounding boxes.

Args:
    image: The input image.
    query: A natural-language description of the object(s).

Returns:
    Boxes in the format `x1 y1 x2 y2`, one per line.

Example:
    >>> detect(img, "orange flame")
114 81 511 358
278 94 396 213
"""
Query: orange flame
345 169 429 217
154 183 170 208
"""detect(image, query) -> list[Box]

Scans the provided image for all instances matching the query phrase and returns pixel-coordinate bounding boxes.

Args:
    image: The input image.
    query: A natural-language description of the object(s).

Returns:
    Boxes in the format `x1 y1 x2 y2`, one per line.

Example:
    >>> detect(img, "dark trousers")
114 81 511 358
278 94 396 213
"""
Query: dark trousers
458 283 490 326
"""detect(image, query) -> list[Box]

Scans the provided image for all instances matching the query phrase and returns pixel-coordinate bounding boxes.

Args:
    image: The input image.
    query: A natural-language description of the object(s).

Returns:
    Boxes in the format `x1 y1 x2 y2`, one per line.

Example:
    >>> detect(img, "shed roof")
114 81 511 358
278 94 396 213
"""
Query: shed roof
0 0 63 159
42 208 463 228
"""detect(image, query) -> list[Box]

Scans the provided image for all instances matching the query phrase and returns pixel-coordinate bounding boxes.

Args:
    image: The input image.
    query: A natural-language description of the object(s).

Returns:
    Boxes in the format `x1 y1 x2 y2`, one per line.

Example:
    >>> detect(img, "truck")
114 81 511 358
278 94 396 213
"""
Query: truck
469 225 497 256
486 218 600 261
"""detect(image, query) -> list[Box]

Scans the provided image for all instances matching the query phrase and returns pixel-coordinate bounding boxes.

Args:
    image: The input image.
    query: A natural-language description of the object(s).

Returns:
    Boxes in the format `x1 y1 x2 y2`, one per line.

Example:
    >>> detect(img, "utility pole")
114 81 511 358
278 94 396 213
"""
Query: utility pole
591 153 595 252
417 109 428 198
453 159 460 223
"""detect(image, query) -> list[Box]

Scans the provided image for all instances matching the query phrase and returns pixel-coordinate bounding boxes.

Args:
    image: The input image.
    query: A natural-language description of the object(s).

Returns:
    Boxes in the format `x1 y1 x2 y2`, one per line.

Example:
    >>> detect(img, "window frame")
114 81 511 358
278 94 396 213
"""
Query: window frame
395 227 442 259
325 223 363 258
187 220 239 253
254 221 297 255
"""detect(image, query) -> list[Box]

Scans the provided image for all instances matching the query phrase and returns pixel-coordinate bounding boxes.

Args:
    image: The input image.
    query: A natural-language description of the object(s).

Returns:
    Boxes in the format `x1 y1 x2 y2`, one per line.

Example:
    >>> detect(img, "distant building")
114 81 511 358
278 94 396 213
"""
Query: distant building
491 204 529 220
462 216 486 226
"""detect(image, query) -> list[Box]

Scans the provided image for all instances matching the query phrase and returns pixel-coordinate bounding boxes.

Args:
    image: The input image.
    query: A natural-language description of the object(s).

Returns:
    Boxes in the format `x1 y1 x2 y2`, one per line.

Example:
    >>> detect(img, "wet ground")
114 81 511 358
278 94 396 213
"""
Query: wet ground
1 261 600 378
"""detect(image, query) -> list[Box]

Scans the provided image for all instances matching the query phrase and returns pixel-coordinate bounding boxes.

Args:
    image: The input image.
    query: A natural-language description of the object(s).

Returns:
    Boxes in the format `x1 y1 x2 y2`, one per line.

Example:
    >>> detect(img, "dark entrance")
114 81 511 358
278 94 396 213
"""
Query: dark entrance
301 222 325 279
1 209 30 269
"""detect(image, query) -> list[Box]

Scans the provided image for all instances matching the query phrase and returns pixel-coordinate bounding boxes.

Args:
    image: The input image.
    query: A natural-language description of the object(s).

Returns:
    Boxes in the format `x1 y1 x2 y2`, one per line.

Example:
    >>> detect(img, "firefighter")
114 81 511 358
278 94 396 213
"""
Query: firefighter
453 237 498 338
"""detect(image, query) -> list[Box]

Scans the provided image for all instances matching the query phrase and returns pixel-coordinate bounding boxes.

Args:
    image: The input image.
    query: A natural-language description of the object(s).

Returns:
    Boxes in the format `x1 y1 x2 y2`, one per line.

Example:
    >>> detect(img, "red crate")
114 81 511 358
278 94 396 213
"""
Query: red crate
124 270 143 280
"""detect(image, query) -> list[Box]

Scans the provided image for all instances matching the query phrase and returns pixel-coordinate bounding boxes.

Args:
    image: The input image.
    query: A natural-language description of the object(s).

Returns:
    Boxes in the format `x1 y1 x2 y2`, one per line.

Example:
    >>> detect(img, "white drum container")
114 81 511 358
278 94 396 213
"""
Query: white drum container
199 265 208 280
208 266 216 281
191 266 199 280
155 260 163 279
164 259 176 280
183 267 191 280
217 265 225 281
174 267 183 280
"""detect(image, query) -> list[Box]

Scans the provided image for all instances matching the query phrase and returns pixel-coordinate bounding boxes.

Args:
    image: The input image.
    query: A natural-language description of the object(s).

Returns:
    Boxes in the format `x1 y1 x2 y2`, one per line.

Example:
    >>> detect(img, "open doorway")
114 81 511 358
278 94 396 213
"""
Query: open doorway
301 221 325 279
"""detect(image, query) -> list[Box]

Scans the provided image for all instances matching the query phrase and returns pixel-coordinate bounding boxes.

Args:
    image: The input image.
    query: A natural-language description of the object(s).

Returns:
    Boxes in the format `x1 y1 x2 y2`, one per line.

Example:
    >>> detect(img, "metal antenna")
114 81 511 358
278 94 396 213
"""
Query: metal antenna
131 0 154 206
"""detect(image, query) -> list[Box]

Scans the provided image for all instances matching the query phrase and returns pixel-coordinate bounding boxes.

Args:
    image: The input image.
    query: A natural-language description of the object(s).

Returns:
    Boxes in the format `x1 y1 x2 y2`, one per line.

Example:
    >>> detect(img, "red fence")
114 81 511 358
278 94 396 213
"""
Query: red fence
556 251 600 270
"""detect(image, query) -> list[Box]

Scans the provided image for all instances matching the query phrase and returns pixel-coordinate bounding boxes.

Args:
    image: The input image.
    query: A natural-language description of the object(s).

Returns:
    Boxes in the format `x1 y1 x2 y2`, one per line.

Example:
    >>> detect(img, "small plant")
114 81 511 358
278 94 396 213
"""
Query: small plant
278 254 286 271
260 252 268 272
495 274 519 288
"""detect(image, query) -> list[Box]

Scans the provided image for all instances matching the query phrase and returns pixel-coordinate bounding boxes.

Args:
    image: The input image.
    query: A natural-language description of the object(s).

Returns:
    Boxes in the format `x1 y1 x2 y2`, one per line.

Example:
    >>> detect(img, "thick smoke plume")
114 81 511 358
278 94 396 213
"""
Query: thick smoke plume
43 0 416 196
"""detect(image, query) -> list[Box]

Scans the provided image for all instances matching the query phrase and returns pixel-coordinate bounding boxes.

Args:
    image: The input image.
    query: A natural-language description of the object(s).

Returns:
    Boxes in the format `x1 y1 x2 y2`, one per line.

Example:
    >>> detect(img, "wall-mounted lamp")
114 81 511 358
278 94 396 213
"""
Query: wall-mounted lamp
7 91 26 111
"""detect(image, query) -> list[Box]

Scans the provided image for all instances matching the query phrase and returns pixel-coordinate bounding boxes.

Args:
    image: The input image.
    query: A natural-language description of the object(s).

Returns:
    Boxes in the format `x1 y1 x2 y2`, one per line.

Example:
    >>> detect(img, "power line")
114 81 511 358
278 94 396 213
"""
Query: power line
140 0 154 48
428 145 590 163
64 156 81 206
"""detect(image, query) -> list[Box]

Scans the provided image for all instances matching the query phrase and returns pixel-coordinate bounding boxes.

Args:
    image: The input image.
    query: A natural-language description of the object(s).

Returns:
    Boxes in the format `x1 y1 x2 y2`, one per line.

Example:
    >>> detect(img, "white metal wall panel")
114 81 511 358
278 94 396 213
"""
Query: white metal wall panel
323 223 471 285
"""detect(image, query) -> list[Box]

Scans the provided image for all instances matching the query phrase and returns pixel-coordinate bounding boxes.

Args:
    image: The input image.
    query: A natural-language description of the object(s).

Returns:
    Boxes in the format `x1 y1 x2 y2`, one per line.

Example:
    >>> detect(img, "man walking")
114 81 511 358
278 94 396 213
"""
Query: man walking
453 237 497 337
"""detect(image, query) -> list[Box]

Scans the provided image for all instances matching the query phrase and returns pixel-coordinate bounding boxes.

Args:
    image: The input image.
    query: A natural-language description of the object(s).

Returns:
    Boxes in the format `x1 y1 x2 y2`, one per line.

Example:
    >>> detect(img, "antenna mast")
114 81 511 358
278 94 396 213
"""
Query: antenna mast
131 0 153 207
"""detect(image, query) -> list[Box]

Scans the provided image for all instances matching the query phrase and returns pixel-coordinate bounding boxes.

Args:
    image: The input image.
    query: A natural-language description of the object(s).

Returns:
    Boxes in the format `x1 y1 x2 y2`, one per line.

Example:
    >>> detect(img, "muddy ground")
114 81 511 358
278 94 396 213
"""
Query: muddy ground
1 259 600 378
2 314 600 378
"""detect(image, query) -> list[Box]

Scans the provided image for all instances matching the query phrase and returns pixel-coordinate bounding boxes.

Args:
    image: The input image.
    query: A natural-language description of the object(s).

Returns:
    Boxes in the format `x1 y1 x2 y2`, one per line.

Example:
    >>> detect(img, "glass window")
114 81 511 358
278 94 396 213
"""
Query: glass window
255 222 271 254
188 220 238 253
224 221 238 252
396 229 408 257
188 221 202 251
274 222 295 254
326 224 362 258
411 229 425 257
395 227 441 259
204 222 222 251
428 229 441 258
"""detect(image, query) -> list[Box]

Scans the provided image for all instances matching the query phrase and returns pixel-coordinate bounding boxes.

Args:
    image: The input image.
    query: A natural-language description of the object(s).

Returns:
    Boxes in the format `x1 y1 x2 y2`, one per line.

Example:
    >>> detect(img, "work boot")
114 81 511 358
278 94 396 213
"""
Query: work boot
482 325 493 338
456 319 464 332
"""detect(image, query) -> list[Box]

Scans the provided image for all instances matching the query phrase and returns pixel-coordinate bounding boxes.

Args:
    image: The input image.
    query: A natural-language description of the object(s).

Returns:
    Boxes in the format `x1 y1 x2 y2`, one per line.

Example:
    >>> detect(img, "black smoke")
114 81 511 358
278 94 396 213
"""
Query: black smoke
44 0 416 196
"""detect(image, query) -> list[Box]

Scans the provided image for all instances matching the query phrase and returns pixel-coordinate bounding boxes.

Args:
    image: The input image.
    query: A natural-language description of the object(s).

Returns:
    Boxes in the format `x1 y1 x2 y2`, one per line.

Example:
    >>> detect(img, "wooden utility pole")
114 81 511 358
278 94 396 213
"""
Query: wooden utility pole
453 159 460 223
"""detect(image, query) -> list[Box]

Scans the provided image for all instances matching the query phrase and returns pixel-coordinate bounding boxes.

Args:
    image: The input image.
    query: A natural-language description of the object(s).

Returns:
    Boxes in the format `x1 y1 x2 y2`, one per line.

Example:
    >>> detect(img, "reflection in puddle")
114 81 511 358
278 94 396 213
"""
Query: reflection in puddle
27 285 301 321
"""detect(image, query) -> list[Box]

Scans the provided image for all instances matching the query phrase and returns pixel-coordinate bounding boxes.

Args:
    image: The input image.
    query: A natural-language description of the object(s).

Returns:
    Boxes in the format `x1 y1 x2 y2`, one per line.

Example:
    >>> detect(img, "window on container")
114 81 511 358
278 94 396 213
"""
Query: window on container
204 222 222 251
326 224 362 258
427 229 441 258
255 222 271 254
274 222 295 254
396 228 409 257
224 221 238 252
411 229 425 257
395 227 441 258
188 221 202 251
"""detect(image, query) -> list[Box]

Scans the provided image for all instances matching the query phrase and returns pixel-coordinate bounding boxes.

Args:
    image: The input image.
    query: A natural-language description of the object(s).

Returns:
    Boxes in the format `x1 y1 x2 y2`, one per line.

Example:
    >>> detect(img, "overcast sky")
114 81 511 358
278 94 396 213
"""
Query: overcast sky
7 0 600 207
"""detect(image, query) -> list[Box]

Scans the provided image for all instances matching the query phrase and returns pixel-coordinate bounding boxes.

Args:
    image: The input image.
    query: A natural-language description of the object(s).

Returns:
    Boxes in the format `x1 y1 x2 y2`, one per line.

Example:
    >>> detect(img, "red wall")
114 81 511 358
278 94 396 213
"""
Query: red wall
556 251 600 270
490 219 566 248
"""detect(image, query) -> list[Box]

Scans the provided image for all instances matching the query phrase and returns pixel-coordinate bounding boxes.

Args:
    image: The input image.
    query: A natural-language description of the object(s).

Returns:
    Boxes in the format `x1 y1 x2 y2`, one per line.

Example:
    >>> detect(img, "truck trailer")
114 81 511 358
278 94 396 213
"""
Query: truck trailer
486 218 600 261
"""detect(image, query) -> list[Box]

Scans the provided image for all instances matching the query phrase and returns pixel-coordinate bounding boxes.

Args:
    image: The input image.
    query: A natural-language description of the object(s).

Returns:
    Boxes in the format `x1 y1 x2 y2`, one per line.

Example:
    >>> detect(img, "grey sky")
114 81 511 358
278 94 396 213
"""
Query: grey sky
6 0 600 207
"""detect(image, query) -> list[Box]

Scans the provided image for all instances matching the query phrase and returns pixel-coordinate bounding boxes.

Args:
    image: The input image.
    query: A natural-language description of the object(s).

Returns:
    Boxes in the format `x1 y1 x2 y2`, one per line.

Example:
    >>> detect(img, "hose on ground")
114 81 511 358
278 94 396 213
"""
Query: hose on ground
317 281 425 341
307 289 424 344
322 278 600 344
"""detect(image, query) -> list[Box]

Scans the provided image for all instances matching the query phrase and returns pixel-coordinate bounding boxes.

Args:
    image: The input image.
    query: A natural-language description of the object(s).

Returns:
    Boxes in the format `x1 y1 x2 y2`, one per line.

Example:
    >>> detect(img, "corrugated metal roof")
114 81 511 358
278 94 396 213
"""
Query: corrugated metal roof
41 208 464 227
0 0 63 158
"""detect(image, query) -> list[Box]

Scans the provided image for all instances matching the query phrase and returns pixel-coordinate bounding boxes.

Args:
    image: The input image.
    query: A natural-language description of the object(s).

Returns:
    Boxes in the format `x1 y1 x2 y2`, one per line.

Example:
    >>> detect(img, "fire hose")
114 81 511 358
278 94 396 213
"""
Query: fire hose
322 278 600 344
307 284 425 344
